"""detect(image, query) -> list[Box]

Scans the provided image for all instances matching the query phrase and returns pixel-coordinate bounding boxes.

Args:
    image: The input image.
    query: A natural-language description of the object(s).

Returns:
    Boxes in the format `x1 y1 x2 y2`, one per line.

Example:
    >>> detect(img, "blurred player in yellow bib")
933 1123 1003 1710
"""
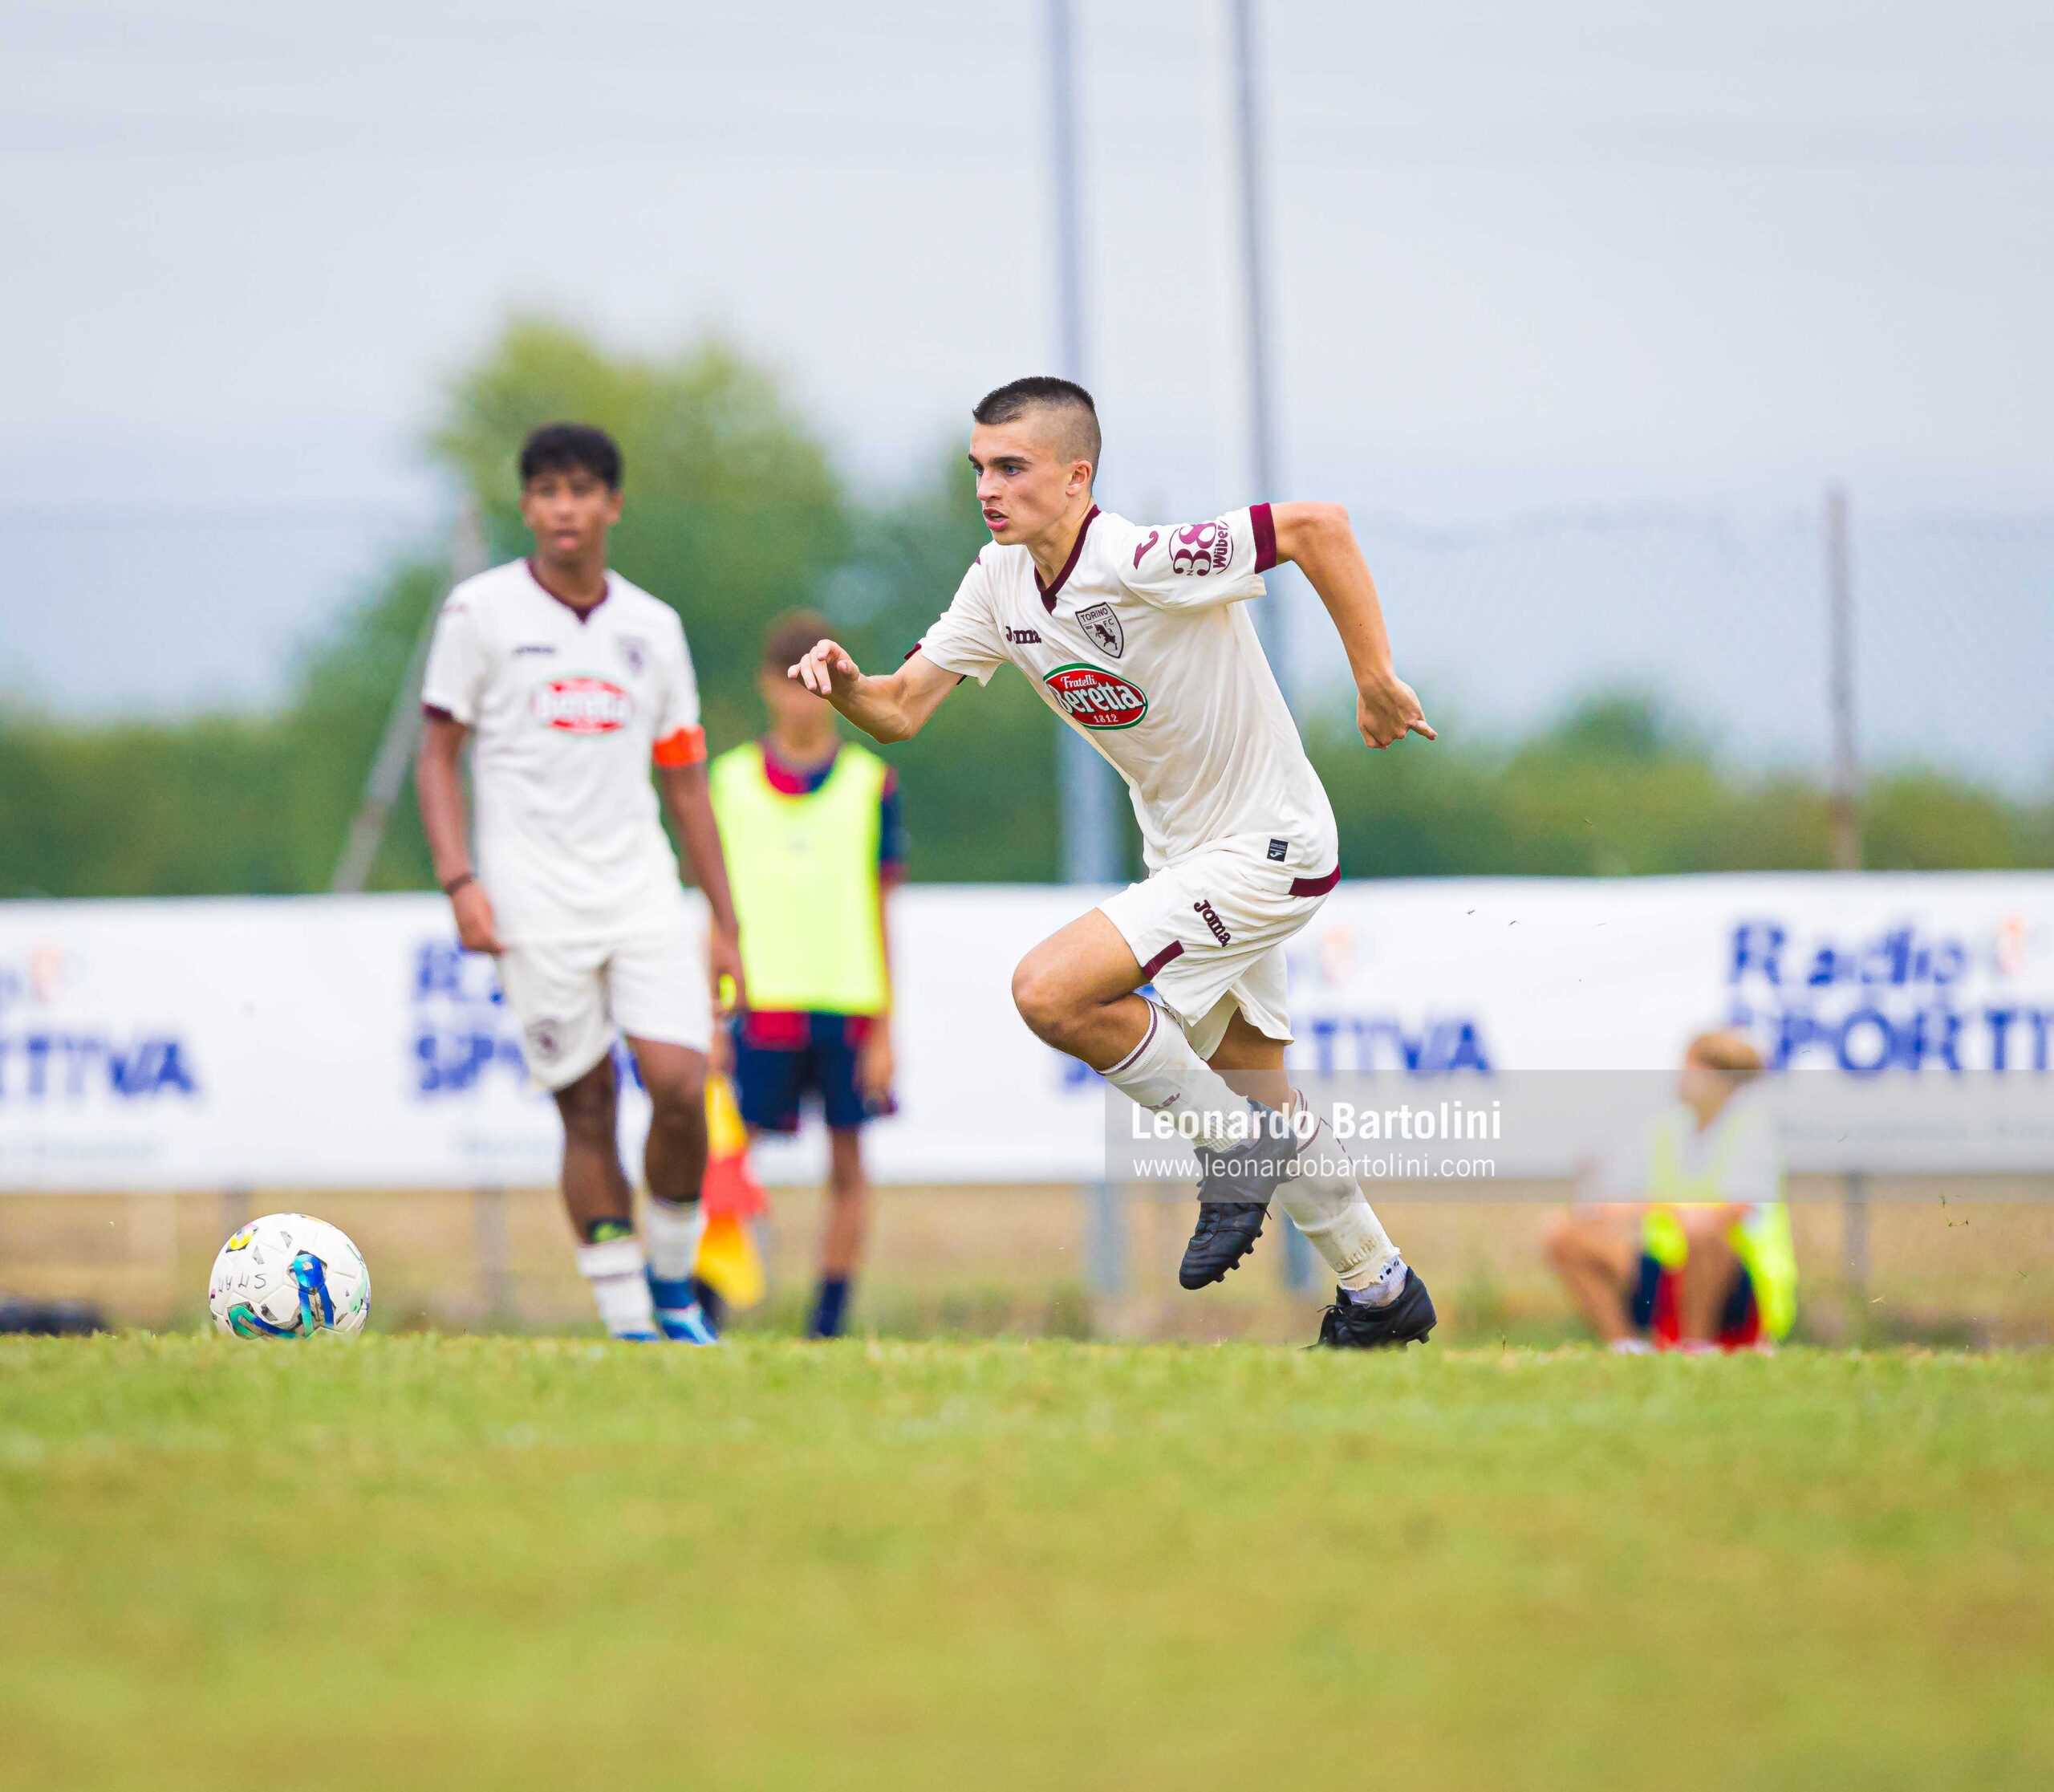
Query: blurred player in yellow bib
1545 1031 1799 1352
709 611 902 1338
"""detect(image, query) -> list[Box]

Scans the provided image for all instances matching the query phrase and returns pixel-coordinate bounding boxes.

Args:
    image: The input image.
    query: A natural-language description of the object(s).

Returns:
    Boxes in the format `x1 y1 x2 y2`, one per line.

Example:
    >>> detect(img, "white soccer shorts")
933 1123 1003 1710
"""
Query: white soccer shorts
493 915 712 1091
1098 832 1338 1060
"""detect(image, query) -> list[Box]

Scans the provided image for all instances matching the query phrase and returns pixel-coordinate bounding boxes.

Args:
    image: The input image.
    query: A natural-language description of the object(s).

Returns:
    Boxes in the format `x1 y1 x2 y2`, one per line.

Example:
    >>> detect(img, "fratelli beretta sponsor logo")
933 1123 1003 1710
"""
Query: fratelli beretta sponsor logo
1043 663 1147 729
530 676 633 733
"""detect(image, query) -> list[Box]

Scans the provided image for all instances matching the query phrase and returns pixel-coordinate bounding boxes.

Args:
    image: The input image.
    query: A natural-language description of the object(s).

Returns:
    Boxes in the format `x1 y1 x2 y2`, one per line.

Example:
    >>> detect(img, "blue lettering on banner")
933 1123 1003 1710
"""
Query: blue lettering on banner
408 940 652 1099
1057 1012 1492 1090
1302 1015 1492 1078
0 1032 199 1103
1727 917 2053 1075
409 940 529 1097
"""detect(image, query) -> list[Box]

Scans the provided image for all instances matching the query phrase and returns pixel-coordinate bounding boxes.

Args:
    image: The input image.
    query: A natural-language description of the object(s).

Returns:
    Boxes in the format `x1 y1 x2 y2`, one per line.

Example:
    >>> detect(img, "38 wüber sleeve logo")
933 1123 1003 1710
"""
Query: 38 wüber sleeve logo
1043 664 1147 729
1167 519 1232 576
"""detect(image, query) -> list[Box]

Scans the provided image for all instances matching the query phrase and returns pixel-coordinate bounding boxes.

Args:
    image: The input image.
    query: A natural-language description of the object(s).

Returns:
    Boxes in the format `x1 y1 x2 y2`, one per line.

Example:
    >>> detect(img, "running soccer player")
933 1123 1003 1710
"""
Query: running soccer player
791 377 1437 1347
416 422 742 1343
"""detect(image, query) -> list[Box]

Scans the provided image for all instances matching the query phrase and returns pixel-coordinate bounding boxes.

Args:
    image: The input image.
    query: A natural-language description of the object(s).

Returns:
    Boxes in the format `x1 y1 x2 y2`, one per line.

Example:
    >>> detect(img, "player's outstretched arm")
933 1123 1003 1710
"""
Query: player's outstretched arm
790 640 958 744
1271 502 1436 751
416 713 504 954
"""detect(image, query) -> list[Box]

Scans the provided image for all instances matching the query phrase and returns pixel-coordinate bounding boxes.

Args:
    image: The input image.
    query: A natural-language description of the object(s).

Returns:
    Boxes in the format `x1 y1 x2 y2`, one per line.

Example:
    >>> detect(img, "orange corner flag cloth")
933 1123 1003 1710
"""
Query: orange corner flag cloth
696 1071 768 1309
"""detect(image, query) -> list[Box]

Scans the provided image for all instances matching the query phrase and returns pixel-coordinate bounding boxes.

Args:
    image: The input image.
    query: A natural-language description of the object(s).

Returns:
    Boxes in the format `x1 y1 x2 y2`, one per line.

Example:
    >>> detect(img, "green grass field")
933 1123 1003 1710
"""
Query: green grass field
4 1337 2052 1791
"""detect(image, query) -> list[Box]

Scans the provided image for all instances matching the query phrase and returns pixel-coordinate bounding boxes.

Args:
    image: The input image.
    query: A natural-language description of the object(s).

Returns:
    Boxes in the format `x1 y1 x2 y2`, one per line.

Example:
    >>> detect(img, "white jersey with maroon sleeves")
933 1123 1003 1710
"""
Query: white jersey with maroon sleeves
420 559 706 945
917 504 1338 880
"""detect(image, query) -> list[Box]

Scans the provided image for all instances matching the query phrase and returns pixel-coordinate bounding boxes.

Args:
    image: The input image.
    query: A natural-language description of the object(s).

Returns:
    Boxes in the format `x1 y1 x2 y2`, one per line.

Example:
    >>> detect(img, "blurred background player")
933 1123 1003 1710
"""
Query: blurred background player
416 422 745 1343
709 610 901 1339
1544 1030 1799 1352
791 376 1439 1348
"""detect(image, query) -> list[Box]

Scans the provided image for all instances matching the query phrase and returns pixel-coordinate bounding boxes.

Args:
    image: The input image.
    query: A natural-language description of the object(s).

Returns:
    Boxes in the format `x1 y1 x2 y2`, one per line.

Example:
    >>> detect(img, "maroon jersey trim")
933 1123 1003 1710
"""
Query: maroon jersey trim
1251 502 1278 573
1036 505 1101 612
1289 865 1342 897
525 557 611 622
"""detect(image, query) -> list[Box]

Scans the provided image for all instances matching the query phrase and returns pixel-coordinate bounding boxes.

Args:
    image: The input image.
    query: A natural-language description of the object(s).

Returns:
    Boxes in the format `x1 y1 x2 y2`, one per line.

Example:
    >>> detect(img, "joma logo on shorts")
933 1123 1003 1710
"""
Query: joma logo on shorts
1192 899 1232 946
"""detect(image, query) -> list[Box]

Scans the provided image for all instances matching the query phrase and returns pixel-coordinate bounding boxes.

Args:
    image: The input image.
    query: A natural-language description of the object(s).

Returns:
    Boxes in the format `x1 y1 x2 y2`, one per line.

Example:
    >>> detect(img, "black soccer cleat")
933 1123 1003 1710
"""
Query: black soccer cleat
1178 1120 1294 1289
1313 1268 1438 1349
1179 1199 1270 1288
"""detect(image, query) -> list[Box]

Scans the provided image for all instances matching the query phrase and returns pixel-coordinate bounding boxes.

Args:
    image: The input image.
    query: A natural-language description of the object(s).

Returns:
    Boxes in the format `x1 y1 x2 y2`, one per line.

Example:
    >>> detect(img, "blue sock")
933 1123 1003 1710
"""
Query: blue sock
809 1278 851 1339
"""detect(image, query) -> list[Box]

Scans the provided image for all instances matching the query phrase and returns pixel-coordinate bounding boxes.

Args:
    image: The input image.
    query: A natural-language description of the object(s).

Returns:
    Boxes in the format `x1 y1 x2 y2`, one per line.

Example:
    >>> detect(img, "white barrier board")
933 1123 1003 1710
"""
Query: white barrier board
1 875 2050 1191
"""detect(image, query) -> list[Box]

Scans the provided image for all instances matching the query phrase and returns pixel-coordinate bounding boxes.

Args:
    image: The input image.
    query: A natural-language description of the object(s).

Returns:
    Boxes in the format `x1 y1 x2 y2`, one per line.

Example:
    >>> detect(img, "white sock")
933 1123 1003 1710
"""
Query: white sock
1102 998 1263 1148
575 1235 658 1338
1275 1113 1404 1300
643 1196 707 1284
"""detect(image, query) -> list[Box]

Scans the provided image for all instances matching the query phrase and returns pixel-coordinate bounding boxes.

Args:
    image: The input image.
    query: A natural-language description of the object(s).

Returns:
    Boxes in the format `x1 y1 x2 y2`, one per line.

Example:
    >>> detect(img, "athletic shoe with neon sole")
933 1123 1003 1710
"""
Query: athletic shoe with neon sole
647 1273 721 1345
1312 1268 1437 1348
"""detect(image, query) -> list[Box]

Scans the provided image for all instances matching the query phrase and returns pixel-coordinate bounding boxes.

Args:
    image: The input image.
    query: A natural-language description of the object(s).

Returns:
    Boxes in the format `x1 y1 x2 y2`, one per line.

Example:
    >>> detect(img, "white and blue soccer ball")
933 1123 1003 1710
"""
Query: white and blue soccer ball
207 1213 371 1339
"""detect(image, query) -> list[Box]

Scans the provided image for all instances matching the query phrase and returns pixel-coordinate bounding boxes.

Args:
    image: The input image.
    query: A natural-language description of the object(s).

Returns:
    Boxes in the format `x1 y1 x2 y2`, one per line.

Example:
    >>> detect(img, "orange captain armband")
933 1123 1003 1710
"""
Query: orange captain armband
652 725 707 768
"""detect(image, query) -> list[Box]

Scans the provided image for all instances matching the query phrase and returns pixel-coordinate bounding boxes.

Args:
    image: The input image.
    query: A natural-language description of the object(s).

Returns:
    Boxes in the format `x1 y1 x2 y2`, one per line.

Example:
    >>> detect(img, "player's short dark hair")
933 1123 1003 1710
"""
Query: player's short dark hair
972 376 1101 475
518 422 623 490
762 608 830 671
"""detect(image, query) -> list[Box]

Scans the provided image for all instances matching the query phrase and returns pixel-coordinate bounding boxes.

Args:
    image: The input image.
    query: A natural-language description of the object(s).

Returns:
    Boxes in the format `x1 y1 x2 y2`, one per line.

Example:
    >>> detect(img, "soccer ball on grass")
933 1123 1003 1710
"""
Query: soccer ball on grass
207 1213 371 1339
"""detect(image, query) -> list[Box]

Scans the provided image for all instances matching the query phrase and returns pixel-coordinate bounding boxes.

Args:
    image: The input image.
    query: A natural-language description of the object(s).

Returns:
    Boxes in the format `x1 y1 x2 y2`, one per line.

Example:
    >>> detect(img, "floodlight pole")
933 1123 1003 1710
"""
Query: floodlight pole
1226 0 1290 701
331 500 487 894
1825 483 1870 1334
1224 0 1311 1292
1046 0 1122 892
1048 0 1129 1319
1826 485 1860 873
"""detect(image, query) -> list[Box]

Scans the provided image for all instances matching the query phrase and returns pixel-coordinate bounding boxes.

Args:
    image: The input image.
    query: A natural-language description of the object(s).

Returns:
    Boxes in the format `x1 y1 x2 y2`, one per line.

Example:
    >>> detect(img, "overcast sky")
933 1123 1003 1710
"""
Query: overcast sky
3 0 2052 738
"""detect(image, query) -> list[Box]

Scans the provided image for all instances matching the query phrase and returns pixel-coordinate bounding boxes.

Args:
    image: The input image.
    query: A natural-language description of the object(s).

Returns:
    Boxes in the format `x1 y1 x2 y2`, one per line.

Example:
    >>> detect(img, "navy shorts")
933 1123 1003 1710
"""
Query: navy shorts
731 1010 888 1134
1631 1252 1757 1339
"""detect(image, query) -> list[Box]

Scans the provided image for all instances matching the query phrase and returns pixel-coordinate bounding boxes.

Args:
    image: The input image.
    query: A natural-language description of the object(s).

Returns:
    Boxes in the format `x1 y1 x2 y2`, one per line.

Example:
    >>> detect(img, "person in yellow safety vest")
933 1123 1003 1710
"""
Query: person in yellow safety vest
707 609 901 1338
1542 1030 1798 1353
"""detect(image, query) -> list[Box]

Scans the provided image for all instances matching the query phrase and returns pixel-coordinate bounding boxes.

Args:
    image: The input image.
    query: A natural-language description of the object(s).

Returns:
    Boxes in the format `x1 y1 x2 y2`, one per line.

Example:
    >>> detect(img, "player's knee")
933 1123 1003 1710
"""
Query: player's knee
554 1061 617 1140
827 1130 864 1185
1677 1208 1731 1250
646 1066 707 1133
1010 954 1075 1043
1540 1210 1581 1266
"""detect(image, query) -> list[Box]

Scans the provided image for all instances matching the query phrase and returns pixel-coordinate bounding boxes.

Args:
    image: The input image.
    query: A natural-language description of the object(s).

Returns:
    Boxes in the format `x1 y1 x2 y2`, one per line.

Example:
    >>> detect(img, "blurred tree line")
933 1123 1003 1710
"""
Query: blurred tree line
2 319 2048 899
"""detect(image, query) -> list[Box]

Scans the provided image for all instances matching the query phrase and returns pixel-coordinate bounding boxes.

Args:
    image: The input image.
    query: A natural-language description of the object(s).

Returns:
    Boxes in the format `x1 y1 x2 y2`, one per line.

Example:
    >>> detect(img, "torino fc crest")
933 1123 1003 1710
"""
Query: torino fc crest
1075 602 1124 659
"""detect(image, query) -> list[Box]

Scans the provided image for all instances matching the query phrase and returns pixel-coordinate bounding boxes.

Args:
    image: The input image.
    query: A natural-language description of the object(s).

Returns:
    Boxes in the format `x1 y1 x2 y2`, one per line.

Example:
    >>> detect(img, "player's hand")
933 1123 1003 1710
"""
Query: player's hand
707 1022 735 1082
1356 673 1436 750
450 880 504 955
708 923 746 1016
790 638 862 701
855 1023 895 1107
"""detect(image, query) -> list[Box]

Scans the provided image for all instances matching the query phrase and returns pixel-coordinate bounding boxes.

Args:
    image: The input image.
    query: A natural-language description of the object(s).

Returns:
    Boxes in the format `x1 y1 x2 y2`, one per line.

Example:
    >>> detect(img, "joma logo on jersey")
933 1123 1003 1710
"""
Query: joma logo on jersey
530 677 633 733
1043 664 1147 729
1168 519 1232 577
1192 899 1232 946
1005 625 1042 644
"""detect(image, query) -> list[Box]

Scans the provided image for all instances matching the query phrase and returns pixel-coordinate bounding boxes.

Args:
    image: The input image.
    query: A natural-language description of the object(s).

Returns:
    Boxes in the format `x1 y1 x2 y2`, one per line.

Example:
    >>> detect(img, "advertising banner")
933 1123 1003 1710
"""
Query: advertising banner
1 874 2049 1192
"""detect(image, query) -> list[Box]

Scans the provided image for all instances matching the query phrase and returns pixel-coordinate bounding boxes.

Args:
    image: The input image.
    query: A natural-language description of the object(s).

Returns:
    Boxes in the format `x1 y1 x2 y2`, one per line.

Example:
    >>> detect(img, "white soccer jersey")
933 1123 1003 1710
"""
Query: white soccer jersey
917 505 1338 880
420 559 706 943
